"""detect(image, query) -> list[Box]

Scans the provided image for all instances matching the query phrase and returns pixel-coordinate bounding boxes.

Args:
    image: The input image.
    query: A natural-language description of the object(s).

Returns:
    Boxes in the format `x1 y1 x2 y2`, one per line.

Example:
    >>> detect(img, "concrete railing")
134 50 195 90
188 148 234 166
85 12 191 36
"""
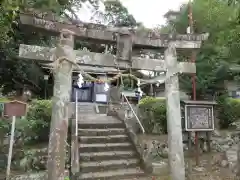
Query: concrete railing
70 92 79 176
109 95 152 173
121 93 145 134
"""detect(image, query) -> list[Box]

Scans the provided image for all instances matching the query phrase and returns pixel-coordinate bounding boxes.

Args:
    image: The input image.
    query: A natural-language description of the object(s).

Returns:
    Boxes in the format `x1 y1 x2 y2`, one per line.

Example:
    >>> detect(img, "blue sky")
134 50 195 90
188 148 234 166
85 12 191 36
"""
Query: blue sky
77 0 188 28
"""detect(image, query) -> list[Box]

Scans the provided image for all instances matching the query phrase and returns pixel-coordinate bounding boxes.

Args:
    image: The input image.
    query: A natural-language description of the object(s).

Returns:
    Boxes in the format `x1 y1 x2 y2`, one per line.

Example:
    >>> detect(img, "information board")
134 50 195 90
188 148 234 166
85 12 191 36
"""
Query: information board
4 100 27 117
185 105 214 131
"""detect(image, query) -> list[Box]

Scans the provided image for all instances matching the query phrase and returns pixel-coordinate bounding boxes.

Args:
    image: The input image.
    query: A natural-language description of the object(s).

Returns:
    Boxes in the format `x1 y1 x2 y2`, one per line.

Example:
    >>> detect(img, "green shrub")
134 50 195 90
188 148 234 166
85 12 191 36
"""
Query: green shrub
12 100 52 145
0 119 10 149
218 96 240 129
139 97 167 134
24 100 52 143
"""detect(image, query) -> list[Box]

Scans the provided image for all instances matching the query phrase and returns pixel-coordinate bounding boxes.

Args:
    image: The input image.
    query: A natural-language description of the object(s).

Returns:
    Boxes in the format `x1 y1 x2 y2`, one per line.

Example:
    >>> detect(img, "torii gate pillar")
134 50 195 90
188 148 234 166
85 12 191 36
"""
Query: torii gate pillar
47 29 76 180
165 43 185 180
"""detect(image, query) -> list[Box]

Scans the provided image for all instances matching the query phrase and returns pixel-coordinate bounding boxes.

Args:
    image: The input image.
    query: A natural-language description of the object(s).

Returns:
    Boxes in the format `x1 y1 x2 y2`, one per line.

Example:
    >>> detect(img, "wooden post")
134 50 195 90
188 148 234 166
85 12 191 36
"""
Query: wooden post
188 0 200 166
71 89 79 176
206 132 211 152
165 43 185 180
47 29 76 180
6 116 16 180
187 132 192 180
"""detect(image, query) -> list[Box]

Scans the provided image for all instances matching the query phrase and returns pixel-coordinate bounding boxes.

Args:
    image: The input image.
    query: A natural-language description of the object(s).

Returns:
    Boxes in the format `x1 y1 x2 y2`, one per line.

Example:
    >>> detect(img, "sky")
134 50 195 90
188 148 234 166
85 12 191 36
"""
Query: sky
77 0 189 28
120 0 188 28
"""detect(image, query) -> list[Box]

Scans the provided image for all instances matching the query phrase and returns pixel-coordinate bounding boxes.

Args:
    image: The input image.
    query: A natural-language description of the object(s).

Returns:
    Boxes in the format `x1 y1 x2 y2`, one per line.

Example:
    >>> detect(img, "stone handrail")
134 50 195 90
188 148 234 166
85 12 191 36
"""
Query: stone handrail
70 92 79 175
121 93 145 133
109 97 152 173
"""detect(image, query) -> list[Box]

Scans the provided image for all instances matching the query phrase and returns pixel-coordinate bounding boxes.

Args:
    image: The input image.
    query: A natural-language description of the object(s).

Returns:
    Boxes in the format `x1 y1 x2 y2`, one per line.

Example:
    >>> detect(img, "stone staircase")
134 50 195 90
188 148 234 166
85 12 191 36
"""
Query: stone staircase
74 107 145 180
77 102 96 114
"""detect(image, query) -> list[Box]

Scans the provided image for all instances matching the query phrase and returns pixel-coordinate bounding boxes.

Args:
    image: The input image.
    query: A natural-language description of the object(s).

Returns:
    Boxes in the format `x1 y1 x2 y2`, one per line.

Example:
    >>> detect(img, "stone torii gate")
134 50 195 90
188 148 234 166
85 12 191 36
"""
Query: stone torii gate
18 12 208 180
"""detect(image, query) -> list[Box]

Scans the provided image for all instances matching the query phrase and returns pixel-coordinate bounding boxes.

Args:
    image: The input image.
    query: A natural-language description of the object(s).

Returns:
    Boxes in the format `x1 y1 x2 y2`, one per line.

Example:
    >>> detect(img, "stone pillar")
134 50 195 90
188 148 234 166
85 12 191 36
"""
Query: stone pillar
47 29 76 180
165 43 185 180
149 84 154 96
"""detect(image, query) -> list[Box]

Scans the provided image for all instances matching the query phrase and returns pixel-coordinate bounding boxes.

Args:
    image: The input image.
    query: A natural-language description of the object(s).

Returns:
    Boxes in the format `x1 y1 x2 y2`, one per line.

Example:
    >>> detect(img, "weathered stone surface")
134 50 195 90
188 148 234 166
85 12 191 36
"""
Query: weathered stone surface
10 172 47 180
19 148 48 171
19 13 208 49
47 30 75 180
77 113 146 179
42 64 121 74
19 44 196 73
208 131 240 173
138 136 169 162
165 43 185 180
10 170 69 180
113 107 153 173
152 162 169 175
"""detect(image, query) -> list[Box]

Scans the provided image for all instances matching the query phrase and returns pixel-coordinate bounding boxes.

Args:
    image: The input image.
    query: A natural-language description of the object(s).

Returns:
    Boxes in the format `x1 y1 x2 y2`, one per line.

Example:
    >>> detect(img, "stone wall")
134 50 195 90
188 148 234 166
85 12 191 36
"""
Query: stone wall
10 172 47 180
137 130 240 174
112 105 153 172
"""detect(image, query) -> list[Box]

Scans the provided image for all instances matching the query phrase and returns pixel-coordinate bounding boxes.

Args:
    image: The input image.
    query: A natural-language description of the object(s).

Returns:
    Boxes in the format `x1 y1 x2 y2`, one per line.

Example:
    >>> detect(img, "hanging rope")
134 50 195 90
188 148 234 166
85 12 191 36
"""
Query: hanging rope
51 45 170 85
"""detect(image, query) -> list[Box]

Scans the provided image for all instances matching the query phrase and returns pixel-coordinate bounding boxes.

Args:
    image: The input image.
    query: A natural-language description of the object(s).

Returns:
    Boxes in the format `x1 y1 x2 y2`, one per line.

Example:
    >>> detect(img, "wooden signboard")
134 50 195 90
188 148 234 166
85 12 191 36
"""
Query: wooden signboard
182 100 216 131
4 100 27 117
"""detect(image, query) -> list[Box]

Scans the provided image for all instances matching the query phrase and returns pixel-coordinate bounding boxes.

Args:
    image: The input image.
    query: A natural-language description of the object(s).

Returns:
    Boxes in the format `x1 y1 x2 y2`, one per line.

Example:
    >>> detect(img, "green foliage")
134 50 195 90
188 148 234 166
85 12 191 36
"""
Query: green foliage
162 0 240 99
0 0 139 96
22 100 52 143
139 95 240 132
104 0 139 27
139 97 167 134
0 119 11 142
64 177 70 180
218 96 240 128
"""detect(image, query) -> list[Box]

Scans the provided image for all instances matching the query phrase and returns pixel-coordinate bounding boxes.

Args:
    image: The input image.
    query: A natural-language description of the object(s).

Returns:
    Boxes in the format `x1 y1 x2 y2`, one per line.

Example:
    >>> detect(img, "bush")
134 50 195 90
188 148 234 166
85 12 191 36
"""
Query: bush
139 97 167 134
0 119 10 150
23 100 52 143
11 100 52 145
218 96 240 129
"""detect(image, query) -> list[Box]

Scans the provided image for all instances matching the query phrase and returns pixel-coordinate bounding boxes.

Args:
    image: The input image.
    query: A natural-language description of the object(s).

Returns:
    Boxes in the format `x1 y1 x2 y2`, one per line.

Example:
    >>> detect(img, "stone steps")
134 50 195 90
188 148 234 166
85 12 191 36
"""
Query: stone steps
79 122 125 129
78 128 126 136
80 159 139 173
77 103 96 114
77 168 145 180
77 114 145 179
79 142 133 152
79 134 128 143
80 151 137 162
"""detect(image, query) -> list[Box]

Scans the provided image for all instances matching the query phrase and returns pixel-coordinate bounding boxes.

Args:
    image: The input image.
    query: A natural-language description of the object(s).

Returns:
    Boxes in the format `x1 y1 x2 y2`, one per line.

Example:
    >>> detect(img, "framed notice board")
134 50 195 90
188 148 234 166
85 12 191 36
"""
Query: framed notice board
182 100 216 131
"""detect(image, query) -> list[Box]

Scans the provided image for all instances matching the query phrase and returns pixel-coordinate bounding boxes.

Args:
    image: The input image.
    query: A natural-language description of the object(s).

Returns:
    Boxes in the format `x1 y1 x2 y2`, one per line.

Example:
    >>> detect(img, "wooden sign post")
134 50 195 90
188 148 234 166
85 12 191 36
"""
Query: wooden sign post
4 100 27 180
181 100 216 167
